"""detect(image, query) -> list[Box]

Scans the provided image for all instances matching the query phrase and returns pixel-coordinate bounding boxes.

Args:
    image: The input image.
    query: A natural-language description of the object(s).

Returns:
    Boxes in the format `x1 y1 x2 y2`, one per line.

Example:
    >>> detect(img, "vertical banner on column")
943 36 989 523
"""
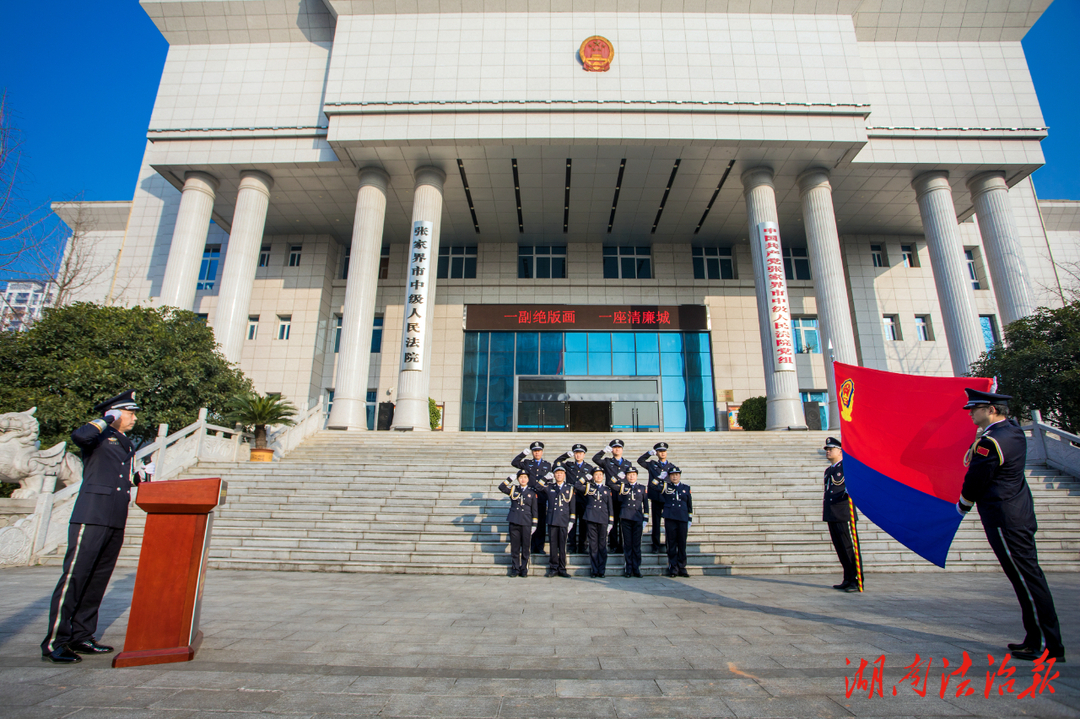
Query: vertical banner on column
756 221 796 372
400 220 433 372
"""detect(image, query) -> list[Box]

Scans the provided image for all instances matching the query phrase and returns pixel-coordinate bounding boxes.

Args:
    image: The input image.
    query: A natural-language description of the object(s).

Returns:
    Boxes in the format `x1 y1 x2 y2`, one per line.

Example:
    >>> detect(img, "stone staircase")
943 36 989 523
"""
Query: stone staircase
43 431 1080 576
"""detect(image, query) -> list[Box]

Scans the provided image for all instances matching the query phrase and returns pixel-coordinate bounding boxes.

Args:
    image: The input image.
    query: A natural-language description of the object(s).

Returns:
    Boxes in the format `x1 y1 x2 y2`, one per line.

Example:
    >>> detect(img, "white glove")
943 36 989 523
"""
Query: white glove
659 471 668 480
607 523 613 535
523 446 532 455
545 472 554 480
642 518 648 527
648 449 657 456
955 501 970 516
105 409 122 423
606 444 615 453
617 472 625 480
688 519 693 528
143 462 156 476
531 525 537 535
568 521 575 533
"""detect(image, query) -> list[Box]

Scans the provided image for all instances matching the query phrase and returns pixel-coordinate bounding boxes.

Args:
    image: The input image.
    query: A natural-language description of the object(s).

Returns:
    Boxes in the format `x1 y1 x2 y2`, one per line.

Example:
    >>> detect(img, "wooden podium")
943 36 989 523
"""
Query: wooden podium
113 477 227 668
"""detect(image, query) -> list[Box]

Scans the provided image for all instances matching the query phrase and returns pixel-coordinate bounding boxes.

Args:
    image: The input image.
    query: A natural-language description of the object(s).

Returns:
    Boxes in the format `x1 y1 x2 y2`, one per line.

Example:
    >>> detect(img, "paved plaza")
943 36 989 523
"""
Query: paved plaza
0 567 1076 718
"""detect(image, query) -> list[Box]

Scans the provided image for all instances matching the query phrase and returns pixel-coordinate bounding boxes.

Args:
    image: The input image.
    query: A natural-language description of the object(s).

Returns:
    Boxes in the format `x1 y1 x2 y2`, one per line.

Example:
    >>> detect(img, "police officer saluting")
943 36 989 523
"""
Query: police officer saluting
593 439 631 553
612 466 649 578
540 466 575 578
499 470 539 578
822 437 863 593
574 467 614 578
638 442 673 553
42 390 153 663
653 467 692 577
512 441 552 555
554 443 594 553
956 388 1065 662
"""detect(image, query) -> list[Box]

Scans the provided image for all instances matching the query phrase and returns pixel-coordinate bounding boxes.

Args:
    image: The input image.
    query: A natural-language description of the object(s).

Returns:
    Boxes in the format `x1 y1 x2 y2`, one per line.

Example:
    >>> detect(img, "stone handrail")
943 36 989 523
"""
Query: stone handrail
1024 410 1080 480
267 396 326 459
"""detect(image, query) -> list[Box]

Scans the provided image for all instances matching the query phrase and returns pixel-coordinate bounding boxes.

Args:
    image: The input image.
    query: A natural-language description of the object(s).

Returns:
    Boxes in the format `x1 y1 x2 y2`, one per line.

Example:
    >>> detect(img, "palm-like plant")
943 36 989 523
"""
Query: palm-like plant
223 392 297 449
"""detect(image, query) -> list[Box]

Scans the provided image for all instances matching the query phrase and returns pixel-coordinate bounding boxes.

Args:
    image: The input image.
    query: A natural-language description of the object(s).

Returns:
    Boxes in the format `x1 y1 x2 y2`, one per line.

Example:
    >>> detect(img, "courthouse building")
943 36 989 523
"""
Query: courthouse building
60 0 1080 433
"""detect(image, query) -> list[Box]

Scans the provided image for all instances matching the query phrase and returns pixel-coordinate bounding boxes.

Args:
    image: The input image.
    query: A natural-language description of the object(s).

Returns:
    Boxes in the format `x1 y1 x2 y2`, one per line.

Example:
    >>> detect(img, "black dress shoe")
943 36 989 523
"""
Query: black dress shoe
558 571 571 578
545 569 556 578
632 571 643 578
598 573 605 578
42 645 82 664
1012 648 1066 662
520 570 528 577
1008 642 1034 652
833 582 852 590
668 570 678 577
843 583 861 593
623 571 632 578
69 639 114 655
677 569 690 577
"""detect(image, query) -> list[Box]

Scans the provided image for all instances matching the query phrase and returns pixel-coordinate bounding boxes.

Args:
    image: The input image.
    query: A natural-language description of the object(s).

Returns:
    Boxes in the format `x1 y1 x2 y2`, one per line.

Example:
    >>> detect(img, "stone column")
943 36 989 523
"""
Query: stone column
160 171 219 309
911 171 985 376
742 167 806 430
798 168 858 431
214 171 273 364
967 171 1036 327
392 166 445 431
326 168 391 431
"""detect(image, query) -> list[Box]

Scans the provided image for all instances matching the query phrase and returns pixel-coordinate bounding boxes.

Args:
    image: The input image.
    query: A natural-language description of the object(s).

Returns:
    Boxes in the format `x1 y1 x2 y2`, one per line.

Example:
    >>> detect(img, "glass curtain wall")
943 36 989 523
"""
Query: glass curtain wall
462 331 716 431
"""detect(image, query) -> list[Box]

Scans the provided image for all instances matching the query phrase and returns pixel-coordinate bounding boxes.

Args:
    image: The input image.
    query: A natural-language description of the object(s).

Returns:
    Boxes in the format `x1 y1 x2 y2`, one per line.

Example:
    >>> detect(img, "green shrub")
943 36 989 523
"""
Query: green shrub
429 397 441 430
737 396 767 431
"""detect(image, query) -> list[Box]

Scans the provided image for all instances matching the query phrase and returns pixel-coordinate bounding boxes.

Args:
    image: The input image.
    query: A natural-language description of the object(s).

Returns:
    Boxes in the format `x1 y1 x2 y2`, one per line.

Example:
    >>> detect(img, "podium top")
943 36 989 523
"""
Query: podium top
135 477 226 514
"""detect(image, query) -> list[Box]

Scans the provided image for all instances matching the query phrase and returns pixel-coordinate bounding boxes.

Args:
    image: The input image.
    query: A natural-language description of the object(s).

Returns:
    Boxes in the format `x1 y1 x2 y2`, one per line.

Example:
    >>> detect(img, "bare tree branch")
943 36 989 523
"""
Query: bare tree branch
0 92 53 274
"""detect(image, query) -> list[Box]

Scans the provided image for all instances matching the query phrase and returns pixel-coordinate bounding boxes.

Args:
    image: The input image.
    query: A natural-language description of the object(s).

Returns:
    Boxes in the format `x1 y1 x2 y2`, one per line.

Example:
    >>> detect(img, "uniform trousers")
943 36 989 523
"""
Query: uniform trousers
621 519 643 574
585 521 608 576
42 524 125 655
650 502 663 550
827 520 863 589
984 523 1063 652
570 502 586 552
608 497 623 551
547 525 568 573
530 495 547 554
508 524 532 575
664 519 688 574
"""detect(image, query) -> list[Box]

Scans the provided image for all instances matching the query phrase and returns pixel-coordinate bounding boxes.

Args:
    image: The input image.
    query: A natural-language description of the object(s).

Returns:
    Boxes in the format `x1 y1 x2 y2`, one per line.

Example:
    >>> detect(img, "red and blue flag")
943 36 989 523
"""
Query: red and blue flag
834 362 993 567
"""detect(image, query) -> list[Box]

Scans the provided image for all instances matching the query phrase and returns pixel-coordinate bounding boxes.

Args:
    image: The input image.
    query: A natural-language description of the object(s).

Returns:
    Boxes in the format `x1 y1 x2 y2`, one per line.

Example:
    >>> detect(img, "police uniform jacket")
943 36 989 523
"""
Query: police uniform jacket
654 480 693 522
553 454 596 486
511 453 553 485
541 482 576 527
638 452 673 501
823 460 857 523
69 419 141 530
574 481 614 524
612 480 650 521
499 479 539 527
961 419 1035 530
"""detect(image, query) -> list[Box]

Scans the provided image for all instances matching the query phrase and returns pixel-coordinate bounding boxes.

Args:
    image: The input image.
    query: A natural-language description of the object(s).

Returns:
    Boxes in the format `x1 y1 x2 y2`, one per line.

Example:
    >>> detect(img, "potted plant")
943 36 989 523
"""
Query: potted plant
224 392 297 462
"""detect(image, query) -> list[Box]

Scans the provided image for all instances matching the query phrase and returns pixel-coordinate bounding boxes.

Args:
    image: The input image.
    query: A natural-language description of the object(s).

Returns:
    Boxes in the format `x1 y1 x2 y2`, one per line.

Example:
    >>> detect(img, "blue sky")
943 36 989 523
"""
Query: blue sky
0 1 1077 247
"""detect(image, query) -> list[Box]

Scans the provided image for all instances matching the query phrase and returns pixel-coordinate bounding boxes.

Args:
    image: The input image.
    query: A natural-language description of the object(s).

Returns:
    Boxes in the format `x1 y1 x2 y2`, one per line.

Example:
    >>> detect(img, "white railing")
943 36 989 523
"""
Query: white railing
1024 410 1080 480
0 398 327 566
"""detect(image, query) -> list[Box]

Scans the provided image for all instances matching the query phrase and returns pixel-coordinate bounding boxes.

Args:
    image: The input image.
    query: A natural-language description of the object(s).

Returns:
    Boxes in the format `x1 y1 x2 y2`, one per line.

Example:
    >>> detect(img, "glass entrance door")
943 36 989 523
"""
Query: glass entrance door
517 401 568 431
611 401 660 432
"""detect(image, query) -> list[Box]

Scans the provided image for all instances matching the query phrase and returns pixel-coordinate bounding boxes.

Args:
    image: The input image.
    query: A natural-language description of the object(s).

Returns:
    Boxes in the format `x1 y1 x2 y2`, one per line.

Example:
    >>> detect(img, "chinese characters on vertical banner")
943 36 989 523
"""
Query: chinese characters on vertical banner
756 221 795 371
400 221 433 372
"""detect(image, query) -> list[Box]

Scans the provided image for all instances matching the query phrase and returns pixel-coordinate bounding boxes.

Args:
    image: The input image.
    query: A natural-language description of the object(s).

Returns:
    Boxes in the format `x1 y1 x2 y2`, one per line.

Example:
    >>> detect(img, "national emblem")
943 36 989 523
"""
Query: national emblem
839 378 855 422
580 36 614 72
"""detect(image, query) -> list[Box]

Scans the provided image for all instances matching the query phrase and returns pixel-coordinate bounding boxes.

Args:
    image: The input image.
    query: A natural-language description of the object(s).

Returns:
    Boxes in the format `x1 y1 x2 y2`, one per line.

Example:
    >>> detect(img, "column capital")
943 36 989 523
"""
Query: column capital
358 166 390 191
181 171 220 197
741 166 775 194
414 166 446 190
239 170 274 194
797 167 832 195
911 170 951 199
966 171 1008 200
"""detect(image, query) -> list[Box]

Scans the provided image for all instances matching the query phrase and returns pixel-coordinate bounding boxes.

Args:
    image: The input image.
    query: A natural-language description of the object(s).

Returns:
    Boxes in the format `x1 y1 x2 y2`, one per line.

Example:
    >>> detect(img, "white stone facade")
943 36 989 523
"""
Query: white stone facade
53 0 1080 432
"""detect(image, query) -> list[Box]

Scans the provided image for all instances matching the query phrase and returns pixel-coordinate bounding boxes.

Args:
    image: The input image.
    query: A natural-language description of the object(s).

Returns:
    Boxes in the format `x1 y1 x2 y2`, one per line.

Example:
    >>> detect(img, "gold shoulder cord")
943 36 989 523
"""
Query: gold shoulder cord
510 485 521 501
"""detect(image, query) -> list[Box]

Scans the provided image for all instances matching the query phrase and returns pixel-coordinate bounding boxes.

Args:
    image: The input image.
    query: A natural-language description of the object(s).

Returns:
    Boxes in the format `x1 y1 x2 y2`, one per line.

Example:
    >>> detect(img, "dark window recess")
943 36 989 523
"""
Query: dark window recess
518 246 567 279
371 316 384 353
603 246 651 279
782 247 811 281
437 246 478 279
379 245 390 279
692 246 734 279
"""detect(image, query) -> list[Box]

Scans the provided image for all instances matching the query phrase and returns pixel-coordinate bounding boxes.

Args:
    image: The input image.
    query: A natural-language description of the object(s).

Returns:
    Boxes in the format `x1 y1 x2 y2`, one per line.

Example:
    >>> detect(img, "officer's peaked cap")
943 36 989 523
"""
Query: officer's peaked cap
553 465 567 473
669 466 682 474
824 436 842 449
625 465 639 474
592 466 606 474
653 442 669 451
610 438 625 447
572 443 587 453
963 387 1012 410
94 389 139 414
529 441 545 450
517 468 530 477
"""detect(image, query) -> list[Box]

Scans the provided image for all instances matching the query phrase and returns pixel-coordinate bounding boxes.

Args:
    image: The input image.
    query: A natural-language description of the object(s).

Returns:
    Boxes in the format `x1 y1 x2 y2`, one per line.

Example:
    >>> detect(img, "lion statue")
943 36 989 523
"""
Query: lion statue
0 408 83 499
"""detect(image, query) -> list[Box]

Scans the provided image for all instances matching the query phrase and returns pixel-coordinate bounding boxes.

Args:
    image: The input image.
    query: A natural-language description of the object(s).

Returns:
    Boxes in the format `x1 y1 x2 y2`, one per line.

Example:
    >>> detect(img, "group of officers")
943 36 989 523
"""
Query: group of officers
498 439 692 578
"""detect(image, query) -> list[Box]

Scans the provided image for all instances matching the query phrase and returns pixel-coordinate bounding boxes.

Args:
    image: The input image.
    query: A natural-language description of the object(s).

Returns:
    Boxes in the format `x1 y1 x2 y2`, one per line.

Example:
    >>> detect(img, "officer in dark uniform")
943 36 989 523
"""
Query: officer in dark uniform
499 469 539 578
593 439 631 552
638 441 673 552
612 466 649 578
956 388 1065 662
512 441 552 555
554 444 594 553
652 466 692 577
42 390 152 663
540 466 575 578
822 437 863 593
573 467 614 578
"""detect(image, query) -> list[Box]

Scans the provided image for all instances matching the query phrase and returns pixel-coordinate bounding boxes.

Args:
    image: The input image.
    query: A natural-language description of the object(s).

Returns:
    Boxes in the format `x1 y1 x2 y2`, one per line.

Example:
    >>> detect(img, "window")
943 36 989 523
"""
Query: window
333 315 342 353
277 315 292 340
197 245 220 290
14 293 29 304
965 249 981 290
195 313 209 323
247 316 259 341
366 389 377 431
603 246 651 279
871 244 885 268
379 245 389 279
915 315 932 341
371 315 384 353
518 246 567 279
325 389 334 415
901 244 918 268
882 315 900 341
692 246 734 280
791 318 821 354
980 315 999 350
341 247 351 280
258 246 270 267
437 245 477 279
288 245 302 267
782 247 811 281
